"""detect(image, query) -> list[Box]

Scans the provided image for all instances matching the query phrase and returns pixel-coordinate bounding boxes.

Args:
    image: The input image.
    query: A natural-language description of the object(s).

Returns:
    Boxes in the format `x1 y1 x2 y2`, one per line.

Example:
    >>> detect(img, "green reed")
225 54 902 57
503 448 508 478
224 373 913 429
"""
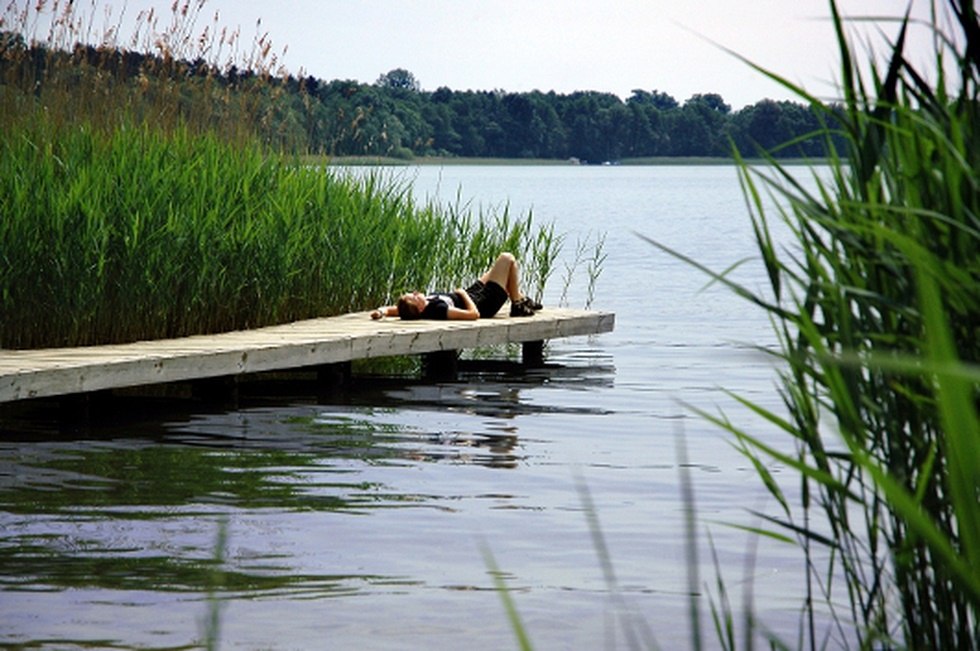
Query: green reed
642 1 980 648
0 2 562 348
1 0 296 149
0 118 557 348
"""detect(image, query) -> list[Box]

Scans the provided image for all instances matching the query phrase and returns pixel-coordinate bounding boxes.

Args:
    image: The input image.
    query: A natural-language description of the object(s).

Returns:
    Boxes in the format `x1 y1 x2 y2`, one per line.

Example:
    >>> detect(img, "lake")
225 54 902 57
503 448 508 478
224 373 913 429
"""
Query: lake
0 164 833 649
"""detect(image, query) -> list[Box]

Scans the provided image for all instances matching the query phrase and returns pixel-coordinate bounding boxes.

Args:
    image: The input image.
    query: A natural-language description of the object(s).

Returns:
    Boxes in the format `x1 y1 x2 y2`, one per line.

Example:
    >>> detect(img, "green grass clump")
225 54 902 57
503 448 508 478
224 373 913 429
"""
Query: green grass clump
0 3 561 349
645 1 978 648
0 117 556 348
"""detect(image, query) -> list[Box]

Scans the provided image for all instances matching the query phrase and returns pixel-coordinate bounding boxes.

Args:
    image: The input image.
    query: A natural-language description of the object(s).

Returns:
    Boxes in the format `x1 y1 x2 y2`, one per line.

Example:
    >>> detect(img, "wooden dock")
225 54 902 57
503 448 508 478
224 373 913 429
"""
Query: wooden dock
0 308 614 403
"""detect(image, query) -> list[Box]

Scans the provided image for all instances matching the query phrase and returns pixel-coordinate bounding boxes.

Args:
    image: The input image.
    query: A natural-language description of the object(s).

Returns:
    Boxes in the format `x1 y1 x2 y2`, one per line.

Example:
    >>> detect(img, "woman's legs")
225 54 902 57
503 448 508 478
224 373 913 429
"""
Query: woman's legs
480 252 522 300
478 252 541 316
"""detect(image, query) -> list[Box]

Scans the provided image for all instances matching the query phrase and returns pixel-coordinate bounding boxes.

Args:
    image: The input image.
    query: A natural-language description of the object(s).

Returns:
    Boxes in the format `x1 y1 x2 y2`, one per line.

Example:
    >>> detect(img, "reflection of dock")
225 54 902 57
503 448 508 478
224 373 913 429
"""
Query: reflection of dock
0 308 614 403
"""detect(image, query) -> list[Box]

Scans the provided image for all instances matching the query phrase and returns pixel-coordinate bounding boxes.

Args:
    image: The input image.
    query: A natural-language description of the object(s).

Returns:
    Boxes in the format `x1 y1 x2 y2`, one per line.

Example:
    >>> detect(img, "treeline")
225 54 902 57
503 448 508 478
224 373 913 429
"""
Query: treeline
1 31 836 160
1 28 565 347
314 69 837 161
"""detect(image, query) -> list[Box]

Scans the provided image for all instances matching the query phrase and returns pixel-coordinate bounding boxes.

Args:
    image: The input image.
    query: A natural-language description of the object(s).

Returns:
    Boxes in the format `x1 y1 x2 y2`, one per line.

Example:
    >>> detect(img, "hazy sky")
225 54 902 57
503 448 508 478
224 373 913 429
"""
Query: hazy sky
24 0 947 109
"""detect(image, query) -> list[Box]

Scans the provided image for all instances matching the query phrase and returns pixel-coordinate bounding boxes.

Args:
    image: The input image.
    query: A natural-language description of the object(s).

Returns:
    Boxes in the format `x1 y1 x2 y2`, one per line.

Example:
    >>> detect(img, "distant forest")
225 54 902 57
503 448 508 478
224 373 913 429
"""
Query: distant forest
2 32 839 161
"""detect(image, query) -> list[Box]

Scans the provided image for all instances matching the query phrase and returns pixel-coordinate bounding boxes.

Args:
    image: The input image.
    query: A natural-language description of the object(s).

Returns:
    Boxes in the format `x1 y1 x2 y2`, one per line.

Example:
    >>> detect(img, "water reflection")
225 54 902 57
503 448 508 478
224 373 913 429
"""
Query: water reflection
0 530 411 598
0 355 615 609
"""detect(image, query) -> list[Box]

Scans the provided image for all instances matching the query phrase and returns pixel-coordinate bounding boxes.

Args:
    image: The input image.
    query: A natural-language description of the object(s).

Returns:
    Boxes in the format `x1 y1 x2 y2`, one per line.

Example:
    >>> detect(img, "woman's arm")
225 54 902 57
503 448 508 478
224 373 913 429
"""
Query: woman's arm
370 305 399 320
446 288 479 320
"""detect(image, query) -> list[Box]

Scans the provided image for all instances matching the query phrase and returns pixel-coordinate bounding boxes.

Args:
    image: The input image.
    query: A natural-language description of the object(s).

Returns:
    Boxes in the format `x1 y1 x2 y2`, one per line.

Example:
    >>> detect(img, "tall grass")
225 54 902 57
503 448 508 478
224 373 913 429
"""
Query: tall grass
0 0 295 148
644 1 979 648
0 118 556 348
0 2 562 348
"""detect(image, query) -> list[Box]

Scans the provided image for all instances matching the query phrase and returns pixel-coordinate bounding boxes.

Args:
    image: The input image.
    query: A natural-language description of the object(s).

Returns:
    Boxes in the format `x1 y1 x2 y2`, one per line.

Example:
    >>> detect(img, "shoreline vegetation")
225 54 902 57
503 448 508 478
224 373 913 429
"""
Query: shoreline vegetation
1 3 839 163
320 154 824 167
0 117 561 349
0 2 569 350
639 1 979 649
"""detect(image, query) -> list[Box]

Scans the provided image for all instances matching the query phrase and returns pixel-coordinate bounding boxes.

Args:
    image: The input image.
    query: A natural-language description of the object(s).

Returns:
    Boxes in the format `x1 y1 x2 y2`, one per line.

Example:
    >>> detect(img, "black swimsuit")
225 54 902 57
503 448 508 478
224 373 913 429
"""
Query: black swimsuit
420 280 508 319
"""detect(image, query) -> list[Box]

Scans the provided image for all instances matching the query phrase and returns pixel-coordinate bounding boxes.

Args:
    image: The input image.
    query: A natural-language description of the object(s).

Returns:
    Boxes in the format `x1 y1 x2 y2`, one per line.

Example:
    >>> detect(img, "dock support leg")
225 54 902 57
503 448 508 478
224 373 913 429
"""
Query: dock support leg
316 362 351 391
192 375 239 405
423 350 458 381
58 390 110 425
522 340 545 367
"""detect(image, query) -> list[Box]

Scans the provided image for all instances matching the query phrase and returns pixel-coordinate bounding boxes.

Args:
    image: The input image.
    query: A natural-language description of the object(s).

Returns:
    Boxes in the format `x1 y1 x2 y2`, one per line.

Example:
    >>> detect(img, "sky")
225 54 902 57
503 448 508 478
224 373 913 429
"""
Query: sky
17 0 950 110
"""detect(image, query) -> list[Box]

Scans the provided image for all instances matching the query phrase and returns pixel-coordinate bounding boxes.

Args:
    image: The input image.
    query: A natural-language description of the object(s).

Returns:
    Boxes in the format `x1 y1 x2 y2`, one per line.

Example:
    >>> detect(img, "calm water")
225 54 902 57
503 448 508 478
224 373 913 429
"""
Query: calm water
1 165 832 649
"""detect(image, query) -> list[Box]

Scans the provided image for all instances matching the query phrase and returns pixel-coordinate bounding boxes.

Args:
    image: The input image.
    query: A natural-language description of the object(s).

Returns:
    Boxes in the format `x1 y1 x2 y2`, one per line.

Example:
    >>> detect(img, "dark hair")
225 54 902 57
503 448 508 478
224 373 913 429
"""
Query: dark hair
397 296 422 320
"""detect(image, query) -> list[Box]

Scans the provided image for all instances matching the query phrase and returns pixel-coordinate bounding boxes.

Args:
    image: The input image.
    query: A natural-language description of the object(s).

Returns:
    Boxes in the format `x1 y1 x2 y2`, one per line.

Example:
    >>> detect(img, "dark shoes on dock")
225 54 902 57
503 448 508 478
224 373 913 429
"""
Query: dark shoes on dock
510 296 543 317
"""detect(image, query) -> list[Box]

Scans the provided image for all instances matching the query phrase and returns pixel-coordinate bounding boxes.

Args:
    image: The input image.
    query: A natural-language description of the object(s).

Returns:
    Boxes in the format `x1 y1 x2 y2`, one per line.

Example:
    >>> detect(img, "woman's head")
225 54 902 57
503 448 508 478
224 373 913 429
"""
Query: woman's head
396 292 427 319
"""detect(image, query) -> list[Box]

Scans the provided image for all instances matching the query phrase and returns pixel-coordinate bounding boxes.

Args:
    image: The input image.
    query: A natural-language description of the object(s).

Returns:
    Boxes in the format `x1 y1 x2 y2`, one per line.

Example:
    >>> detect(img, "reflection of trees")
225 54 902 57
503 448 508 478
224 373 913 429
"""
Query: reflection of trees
0 440 389 514
0 356 615 513
0 542 410 597
0 355 615 597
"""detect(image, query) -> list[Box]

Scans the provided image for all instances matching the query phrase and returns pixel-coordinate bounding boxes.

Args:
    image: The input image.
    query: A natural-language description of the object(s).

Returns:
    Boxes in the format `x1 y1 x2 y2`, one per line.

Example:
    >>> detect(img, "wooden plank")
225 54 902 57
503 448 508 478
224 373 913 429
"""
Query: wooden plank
0 308 614 402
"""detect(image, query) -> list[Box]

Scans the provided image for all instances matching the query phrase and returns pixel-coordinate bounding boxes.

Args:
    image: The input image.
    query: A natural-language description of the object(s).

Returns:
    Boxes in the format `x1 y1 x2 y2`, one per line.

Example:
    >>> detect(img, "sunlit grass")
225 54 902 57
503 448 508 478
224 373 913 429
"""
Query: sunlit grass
0 2 562 348
0 118 557 348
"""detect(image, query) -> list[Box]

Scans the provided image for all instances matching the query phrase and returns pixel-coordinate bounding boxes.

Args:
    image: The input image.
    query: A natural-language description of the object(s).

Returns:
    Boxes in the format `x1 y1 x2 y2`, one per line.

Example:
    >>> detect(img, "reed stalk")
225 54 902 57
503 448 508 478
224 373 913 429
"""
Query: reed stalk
0 2 561 348
0 119 556 348
645 1 979 647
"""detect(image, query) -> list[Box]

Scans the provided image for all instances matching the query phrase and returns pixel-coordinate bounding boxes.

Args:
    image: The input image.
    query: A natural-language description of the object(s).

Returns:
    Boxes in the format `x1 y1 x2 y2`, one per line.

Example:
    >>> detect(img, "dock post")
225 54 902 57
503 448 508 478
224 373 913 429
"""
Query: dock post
58 390 111 424
522 340 545 367
423 350 458 381
192 375 240 405
316 361 352 390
